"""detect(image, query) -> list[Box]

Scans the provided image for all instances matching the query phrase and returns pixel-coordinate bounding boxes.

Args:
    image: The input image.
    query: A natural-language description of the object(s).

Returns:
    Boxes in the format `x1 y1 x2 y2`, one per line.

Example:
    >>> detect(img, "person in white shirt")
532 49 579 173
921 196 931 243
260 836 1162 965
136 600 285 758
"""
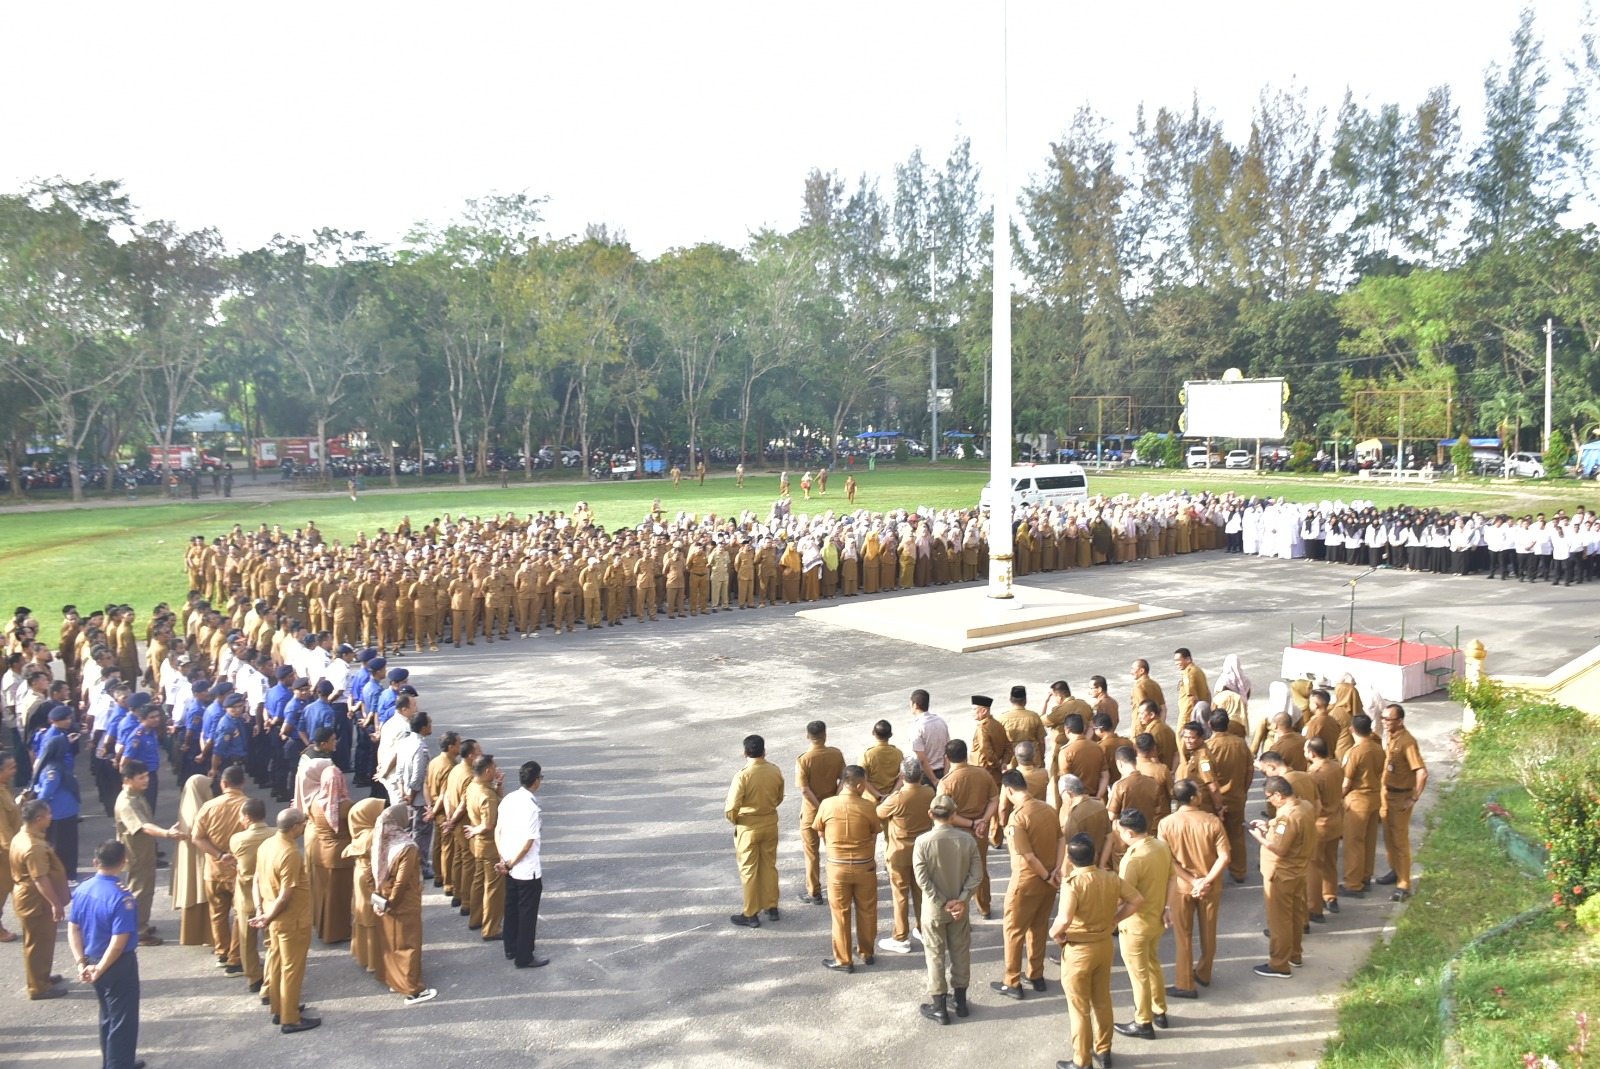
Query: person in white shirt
906 690 949 783
495 760 547 968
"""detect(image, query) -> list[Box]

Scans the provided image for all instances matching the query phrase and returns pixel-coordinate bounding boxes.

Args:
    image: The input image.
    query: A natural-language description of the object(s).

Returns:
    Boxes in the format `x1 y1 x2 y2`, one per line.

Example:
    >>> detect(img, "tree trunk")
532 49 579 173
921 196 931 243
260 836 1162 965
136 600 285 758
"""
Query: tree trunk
631 410 643 482
7 435 22 500
450 417 467 486
315 415 330 488
739 378 753 468
386 438 399 488
522 410 534 481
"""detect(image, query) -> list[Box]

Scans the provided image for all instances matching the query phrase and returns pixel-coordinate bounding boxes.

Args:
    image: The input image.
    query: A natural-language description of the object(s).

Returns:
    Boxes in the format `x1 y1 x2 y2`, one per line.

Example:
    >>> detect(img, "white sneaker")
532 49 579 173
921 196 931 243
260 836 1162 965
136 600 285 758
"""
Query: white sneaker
405 988 437 1006
910 928 924 943
877 937 913 955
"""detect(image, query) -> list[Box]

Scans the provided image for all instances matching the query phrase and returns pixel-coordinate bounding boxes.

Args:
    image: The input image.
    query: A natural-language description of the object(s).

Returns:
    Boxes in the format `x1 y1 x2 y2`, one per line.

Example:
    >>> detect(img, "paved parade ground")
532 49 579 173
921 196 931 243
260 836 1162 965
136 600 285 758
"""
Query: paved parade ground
5 548 1587 1068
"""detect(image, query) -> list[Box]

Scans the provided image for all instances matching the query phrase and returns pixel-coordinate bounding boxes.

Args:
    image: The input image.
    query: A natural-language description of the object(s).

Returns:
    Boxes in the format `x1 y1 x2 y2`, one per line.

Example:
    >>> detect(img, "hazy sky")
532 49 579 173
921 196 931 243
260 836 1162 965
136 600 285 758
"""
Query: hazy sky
3 1 1590 256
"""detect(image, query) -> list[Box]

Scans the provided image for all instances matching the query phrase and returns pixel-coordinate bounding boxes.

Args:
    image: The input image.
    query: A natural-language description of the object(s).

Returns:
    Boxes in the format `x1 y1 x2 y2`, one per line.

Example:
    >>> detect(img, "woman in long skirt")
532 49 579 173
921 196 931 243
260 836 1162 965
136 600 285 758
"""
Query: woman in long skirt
374 803 435 1005
308 765 354 944
171 774 214 946
345 798 386 971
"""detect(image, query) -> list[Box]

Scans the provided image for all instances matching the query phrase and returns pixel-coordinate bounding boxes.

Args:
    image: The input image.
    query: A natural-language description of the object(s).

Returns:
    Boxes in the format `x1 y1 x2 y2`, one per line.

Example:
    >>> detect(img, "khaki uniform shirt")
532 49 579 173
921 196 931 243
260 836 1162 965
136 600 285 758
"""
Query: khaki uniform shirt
939 765 998 830
1006 797 1060 891
1259 799 1316 881
1383 725 1425 794
1130 676 1165 716
1140 718 1178 769
796 745 845 823
859 742 904 798
194 793 251 883
876 783 936 865
972 716 1013 783
1341 737 1385 804
114 788 158 871
1157 806 1228 895
1308 758 1345 840
725 758 784 828
1059 796 1113 861
1118 835 1173 936
1058 865 1138 942
256 832 313 931
466 780 503 859
1106 770 1163 826
811 793 882 862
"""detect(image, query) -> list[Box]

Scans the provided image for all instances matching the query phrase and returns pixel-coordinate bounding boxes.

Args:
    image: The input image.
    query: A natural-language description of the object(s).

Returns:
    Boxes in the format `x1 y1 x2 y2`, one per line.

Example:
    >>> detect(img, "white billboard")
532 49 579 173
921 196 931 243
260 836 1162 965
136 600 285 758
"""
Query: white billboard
1181 378 1288 440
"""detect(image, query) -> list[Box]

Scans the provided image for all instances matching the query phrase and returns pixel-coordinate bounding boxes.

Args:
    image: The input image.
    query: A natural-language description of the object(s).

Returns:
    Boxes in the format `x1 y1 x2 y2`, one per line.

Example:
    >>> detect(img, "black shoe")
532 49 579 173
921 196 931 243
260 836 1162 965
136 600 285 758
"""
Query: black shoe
952 987 969 1017
224 963 244 974
29 987 67 1000
1230 873 1246 885
1262 928 1272 938
468 923 482 931
1309 913 1325 924
1114 1021 1156 1039
1196 975 1210 987
764 907 780 921
1153 1012 1169 1029
460 908 471 917
920 995 951 1025
1391 889 1412 902
1325 899 1340 913
1254 963 1292 978
729 913 760 928
513 955 550 968
451 897 462 908
1093 1056 1113 1069
861 955 875 965
823 959 854 973
1057 1062 1090 1069
1166 985 1198 999
433 878 444 888
796 892 822 905
505 950 515 960
1304 924 1312 934
990 981 1025 1000
1376 871 1399 885
249 980 262 993
1342 887 1366 898
1029 976 1047 992
281 1017 322 1034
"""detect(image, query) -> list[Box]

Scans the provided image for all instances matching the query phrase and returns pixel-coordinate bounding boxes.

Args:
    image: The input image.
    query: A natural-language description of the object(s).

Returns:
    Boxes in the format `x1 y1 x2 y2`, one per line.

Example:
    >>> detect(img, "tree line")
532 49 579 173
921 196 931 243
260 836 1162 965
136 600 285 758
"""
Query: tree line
3 7 1600 501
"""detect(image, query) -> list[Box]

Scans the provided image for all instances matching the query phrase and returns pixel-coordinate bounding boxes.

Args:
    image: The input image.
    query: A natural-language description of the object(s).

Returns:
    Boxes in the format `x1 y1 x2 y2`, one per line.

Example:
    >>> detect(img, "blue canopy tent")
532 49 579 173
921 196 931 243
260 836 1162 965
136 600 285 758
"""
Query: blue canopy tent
943 431 975 438
1437 437 1502 448
1579 439 1600 477
855 430 903 439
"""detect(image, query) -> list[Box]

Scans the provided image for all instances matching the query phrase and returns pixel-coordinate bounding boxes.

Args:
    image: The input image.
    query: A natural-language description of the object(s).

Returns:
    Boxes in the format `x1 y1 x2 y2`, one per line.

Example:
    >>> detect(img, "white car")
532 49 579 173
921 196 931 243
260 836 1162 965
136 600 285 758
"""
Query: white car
1185 446 1213 469
1225 449 1252 469
1507 451 1546 478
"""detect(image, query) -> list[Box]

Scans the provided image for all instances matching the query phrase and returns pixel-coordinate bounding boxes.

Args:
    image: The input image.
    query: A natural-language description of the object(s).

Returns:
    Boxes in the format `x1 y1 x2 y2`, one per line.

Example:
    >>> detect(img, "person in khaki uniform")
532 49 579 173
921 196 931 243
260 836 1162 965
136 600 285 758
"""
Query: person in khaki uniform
1103 749 1161 869
578 557 602 630
1050 833 1143 1069
0 753 21 943
727 735 785 927
1172 648 1210 724
708 541 731 611
1131 734 1173 820
440 739 482 911
970 695 1013 796
1249 776 1316 978
410 569 441 652
11 800 69 999
1377 703 1427 900
686 542 709 615
552 557 580 633
1058 774 1111 860
1092 715 1133 791
1267 713 1309 772
795 722 845 904
1305 736 1345 922
1157 778 1229 997
191 764 252 969
1203 709 1255 883
113 760 185 943
464 754 505 939
875 759 934 953
912 794 984 1024
250 808 320 1031
633 552 659 622
997 685 1046 760
1175 724 1220 814
990 769 1061 999
1135 700 1179 771
1014 741 1049 800
938 739 999 917
1055 715 1108 801
1128 659 1166 719
513 559 539 636
603 553 630 626
1040 680 1092 753
812 766 882 971
734 541 757 609
663 545 688 618
448 573 476 646
858 721 904 803
1113 808 1175 1039
425 732 460 891
230 798 273 989
1340 714 1385 893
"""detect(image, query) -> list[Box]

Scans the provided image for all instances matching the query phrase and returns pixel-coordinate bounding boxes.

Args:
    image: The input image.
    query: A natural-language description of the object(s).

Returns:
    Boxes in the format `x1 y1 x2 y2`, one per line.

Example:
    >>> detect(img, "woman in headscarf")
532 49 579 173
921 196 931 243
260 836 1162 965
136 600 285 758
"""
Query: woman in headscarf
172 774 214 945
31 733 81 882
373 803 435 1005
308 764 355 944
1213 654 1252 737
860 528 880 594
779 541 803 604
799 536 822 602
344 798 387 972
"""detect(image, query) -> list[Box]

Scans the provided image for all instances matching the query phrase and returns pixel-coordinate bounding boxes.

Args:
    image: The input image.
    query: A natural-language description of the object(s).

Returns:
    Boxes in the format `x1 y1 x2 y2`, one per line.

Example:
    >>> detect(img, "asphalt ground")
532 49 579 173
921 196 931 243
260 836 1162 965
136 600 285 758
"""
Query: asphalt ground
3 551 1584 1069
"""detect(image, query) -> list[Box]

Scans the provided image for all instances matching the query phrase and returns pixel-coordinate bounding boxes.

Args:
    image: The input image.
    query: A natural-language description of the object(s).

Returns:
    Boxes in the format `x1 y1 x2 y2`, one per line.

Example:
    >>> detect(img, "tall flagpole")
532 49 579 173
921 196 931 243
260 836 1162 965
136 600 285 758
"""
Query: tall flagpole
986 0 1014 600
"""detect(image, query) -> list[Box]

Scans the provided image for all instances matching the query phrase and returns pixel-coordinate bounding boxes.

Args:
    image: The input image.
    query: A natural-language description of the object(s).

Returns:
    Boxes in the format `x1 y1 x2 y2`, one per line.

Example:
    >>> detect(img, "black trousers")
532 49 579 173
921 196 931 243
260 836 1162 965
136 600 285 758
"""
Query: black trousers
333 702 353 772
504 874 544 965
94 951 140 1069
48 814 80 882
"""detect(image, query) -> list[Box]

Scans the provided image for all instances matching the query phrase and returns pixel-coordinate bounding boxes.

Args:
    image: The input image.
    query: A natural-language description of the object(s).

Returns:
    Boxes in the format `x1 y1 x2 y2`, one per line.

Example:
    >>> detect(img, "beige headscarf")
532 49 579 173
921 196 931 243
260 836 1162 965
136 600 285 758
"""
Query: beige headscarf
171 774 215 910
372 803 414 889
344 798 386 861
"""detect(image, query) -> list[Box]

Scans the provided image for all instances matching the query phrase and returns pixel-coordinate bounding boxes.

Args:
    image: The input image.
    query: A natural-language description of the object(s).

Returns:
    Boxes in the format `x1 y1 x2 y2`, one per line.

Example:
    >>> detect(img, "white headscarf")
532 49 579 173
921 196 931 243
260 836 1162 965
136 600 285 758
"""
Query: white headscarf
372 803 415 889
1217 654 1252 700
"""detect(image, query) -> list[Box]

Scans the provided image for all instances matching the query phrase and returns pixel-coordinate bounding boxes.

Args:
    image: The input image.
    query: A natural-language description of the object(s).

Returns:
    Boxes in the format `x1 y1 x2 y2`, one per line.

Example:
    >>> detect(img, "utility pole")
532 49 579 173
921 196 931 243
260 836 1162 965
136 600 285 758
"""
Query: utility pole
1544 317 1554 454
986 0 1013 600
929 250 938 464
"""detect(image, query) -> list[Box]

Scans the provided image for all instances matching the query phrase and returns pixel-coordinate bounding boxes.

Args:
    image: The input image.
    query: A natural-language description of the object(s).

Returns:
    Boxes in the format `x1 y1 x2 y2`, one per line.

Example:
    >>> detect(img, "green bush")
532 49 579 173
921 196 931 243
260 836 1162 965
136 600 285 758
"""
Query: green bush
1451 436 1475 477
1134 431 1166 466
893 439 910 464
1288 440 1316 472
1546 429 1572 478
1526 755 1600 907
1577 893 1600 934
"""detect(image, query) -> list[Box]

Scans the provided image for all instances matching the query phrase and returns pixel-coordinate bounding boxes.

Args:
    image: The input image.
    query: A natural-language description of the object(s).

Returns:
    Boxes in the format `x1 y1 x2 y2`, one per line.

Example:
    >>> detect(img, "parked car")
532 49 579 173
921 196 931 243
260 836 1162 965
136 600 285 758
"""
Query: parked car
1507 451 1546 478
1185 446 1213 469
1224 449 1252 469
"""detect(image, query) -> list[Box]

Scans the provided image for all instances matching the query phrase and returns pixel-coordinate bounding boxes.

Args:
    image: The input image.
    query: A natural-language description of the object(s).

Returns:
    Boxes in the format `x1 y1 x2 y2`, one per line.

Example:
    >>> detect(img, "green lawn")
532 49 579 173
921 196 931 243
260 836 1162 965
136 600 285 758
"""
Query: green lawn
2 463 1598 620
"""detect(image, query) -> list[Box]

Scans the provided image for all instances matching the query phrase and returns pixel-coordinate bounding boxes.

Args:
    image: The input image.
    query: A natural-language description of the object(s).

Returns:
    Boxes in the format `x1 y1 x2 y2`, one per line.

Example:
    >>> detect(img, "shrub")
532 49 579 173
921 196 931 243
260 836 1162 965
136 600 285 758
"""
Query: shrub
1577 894 1600 935
893 439 909 464
1451 436 1475 477
1288 440 1316 472
1546 429 1573 478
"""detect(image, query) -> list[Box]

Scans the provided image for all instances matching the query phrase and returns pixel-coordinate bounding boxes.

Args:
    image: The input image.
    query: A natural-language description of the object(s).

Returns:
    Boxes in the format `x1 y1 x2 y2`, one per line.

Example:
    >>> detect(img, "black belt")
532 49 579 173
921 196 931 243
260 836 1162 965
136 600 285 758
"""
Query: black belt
1385 787 1412 793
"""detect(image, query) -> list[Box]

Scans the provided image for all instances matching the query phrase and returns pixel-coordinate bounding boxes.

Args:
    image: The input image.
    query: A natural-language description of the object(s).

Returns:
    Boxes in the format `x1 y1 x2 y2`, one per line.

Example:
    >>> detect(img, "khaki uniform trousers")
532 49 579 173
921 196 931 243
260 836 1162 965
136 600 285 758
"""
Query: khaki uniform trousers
666 584 685 617
733 820 779 916
1063 938 1115 1067
124 855 156 931
451 605 477 646
1264 872 1305 972
972 833 992 916
738 577 755 607
206 874 239 964
824 860 877 965
1002 882 1055 986
1172 888 1220 989
16 888 56 997
1119 922 1167 1024
635 581 656 620
885 852 922 943
487 598 511 637
234 879 263 984
920 907 971 995
1309 836 1340 914
1220 802 1248 882
710 575 729 609
332 614 356 651
475 854 504 938
1381 792 1414 890
515 596 535 634
799 815 823 899
266 923 311 1025
439 820 459 896
464 837 485 923
688 576 707 614
375 611 397 652
553 592 575 633
413 613 438 651
1343 796 1380 890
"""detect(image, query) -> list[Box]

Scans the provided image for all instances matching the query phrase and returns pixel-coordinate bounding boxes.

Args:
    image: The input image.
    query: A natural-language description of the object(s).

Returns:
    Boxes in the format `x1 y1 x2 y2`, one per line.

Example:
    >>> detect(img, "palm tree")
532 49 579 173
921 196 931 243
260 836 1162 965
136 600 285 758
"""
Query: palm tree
1480 388 1538 473
1566 397 1600 447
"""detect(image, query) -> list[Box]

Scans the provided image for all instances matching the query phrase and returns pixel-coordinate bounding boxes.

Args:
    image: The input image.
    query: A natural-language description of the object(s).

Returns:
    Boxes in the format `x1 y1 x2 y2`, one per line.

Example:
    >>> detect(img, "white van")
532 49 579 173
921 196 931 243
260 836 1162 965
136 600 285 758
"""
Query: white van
979 463 1090 511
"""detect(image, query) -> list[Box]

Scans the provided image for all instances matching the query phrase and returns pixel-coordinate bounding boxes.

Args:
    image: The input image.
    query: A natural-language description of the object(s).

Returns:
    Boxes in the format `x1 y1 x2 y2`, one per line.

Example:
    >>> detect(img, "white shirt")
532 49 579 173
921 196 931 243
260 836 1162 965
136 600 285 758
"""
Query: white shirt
907 712 950 774
496 788 543 880
324 657 352 701
305 646 333 685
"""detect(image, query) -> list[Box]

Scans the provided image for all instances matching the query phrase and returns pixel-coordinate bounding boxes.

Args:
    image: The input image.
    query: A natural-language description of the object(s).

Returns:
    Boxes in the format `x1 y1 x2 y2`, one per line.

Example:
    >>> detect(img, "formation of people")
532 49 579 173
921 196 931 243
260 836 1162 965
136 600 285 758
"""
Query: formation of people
1 627 550 1067
725 659 1427 1069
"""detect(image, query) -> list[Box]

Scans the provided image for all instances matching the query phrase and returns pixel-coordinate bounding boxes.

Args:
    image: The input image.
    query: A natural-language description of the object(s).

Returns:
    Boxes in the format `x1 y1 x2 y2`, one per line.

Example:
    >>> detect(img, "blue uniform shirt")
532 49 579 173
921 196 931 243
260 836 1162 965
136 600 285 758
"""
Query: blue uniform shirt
213 713 249 761
69 873 139 958
201 700 228 745
348 668 372 709
303 699 336 739
180 696 205 740
32 724 63 762
101 702 134 746
120 722 161 773
265 683 292 724
283 697 308 741
360 678 383 718
35 761 81 819
375 687 399 726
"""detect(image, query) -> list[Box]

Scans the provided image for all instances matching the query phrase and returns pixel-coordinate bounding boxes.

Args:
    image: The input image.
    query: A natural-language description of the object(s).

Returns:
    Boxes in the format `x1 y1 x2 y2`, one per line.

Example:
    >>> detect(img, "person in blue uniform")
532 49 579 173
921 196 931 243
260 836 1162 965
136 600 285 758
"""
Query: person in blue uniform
116 697 165 815
263 666 295 801
302 682 338 755
178 680 211 782
211 692 251 786
68 839 143 1069
33 728 83 881
277 678 314 802
353 659 386 788
198 681 234 769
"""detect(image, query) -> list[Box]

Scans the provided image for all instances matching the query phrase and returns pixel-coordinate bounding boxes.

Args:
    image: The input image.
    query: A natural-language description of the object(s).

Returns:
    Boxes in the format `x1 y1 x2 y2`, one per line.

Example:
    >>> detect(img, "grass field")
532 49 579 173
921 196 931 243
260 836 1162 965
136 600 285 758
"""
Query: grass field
2 463 1598 621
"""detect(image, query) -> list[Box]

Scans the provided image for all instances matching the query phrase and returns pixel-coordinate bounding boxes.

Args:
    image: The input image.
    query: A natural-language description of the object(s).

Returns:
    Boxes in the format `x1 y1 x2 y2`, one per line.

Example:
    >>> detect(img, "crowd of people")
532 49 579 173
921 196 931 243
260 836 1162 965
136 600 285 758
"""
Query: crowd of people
726 660 1425 1069
1 607 550 1066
